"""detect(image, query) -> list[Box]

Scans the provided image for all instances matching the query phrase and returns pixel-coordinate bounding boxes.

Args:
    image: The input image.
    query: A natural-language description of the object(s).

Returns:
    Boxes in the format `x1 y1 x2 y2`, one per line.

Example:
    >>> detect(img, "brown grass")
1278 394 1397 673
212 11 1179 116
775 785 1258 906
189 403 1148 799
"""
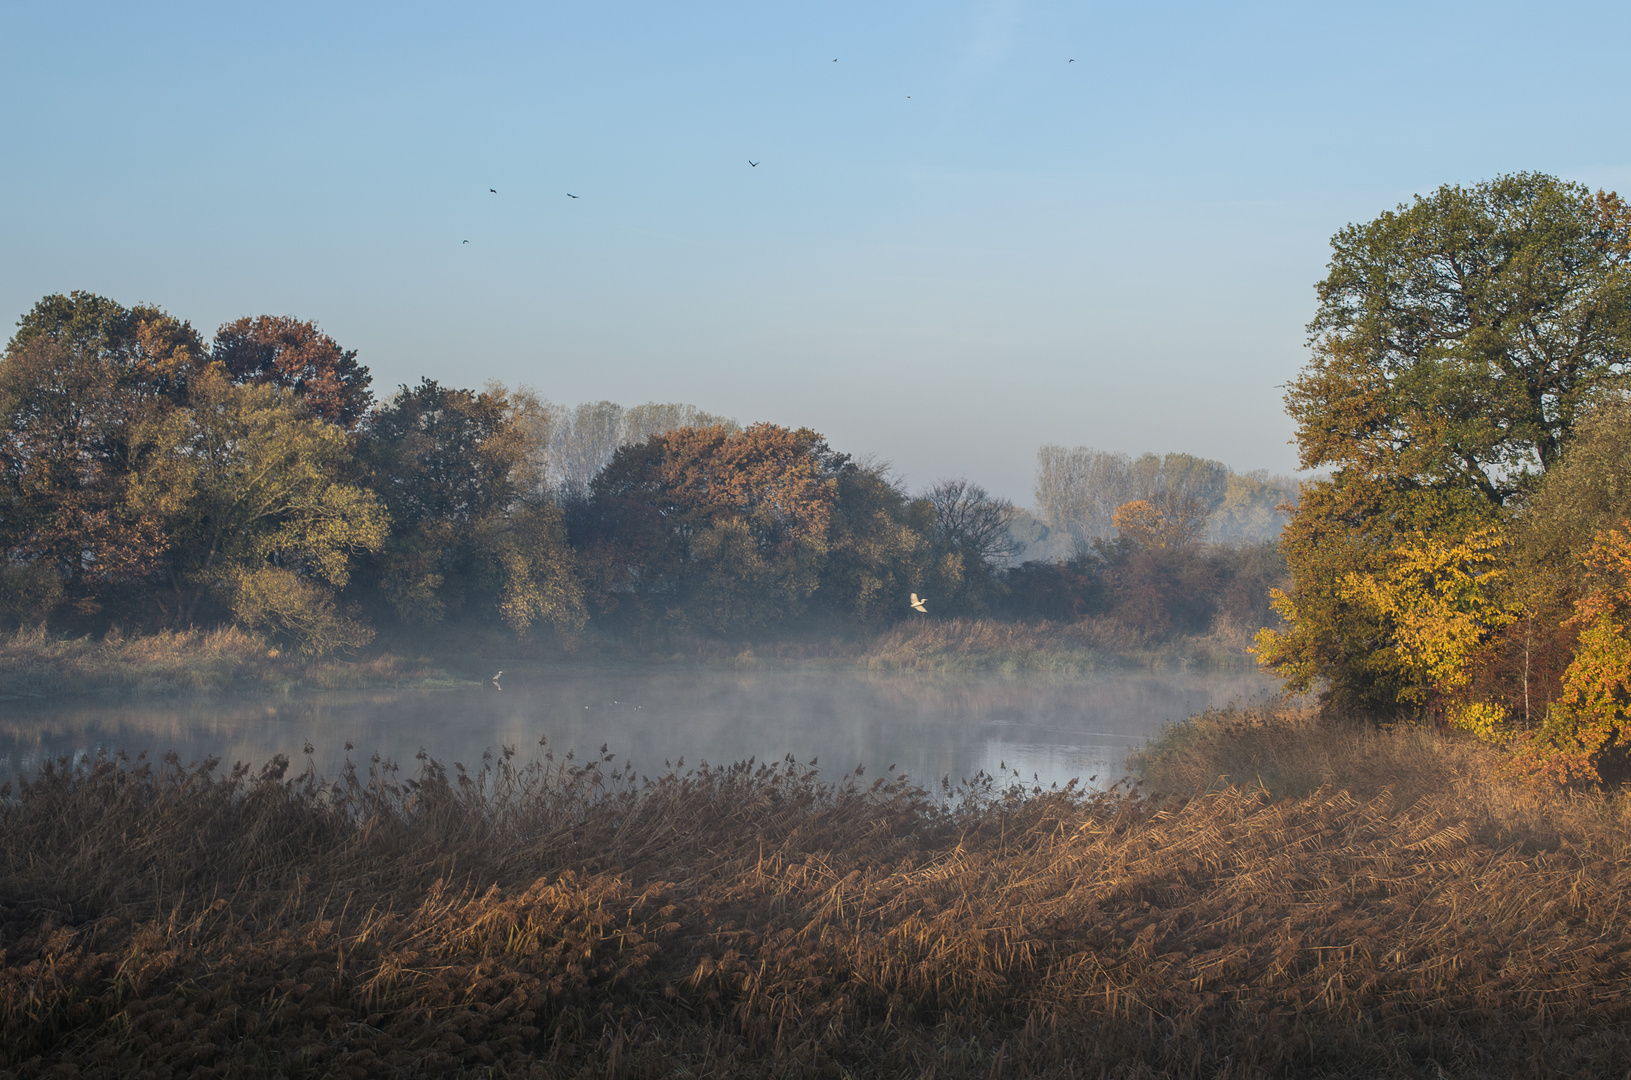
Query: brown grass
0 626 446 699
858 617 1256 674
7 725 1631 1078
1133 700 1631 882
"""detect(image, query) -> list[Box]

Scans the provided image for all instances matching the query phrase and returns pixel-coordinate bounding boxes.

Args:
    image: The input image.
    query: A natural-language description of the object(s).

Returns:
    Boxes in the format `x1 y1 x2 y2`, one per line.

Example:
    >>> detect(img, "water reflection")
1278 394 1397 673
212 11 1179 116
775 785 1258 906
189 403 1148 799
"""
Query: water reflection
0 666 1278 790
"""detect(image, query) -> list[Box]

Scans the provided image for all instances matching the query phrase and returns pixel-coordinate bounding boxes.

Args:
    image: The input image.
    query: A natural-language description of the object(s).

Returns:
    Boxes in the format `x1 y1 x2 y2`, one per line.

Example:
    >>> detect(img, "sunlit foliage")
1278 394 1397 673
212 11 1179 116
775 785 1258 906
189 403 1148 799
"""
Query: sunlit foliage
214 314 373 428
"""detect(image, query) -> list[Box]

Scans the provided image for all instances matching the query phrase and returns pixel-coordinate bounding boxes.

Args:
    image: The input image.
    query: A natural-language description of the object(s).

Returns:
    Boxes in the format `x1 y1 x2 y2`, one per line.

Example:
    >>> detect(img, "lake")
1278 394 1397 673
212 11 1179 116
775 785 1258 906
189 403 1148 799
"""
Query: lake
0 666 1279 790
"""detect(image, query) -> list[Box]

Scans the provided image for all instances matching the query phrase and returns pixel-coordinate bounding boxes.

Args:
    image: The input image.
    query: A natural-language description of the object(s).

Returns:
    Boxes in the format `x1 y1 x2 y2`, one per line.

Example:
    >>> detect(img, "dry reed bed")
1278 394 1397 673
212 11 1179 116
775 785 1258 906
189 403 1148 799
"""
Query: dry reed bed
4 732 1631 1078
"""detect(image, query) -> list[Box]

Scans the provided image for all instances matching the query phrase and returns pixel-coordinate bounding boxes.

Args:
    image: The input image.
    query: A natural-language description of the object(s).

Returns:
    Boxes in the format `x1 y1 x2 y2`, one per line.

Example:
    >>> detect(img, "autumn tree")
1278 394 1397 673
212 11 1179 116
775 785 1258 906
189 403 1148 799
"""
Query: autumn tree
1320 528 1515 723
1512 524 1631 783
213 315 372 428
0 336 165 622
8 291 211 403
1036 447 1229 547
814 462 932 625
1110 500 1166 550
0 292 221 623
128 376 389 651
580 423 842 633
1262 174 1631 710
1289 173 1631 503
361 379 583 637
535 399 738 498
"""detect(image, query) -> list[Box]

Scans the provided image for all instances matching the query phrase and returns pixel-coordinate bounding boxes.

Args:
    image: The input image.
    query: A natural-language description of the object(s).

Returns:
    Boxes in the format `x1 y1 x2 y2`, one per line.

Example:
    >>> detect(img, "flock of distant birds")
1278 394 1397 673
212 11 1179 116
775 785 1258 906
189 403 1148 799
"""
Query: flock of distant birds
460 57 1077 245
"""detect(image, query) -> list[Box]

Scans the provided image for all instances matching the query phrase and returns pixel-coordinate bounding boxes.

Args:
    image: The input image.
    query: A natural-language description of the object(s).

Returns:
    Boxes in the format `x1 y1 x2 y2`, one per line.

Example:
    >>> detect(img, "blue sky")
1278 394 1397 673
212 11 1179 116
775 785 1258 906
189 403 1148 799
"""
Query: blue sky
3 1 1628 503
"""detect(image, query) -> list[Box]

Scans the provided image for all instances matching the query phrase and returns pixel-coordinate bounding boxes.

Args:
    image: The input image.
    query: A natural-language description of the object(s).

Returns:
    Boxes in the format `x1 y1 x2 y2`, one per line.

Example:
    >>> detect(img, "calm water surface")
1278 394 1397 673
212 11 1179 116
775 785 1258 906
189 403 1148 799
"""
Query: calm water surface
0 667 1278 789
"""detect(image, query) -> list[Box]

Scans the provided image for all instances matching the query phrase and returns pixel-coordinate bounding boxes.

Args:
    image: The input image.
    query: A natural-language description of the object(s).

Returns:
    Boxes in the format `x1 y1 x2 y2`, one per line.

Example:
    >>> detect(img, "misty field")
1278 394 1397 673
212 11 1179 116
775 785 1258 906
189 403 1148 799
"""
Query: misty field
5 707 1631 1079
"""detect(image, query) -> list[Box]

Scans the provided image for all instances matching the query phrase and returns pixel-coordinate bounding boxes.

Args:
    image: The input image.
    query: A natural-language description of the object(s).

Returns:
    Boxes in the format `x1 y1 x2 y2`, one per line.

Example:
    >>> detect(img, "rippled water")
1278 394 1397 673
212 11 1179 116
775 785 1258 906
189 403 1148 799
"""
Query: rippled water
0 666 1279 790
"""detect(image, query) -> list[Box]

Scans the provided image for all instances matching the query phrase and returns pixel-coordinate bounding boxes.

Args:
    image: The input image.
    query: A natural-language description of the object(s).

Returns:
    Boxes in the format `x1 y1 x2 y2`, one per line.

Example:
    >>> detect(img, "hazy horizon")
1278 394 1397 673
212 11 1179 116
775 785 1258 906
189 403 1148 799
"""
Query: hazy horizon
5 0 1628 503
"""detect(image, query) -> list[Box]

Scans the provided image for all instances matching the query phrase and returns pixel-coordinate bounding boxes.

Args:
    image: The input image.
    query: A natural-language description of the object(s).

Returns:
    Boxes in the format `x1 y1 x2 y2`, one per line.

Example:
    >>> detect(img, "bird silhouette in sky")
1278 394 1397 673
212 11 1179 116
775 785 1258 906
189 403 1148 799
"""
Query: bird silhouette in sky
489 188 497 193
749 160 759 167
1069 59 1075 62
910 593 928 613
567 193 579 198
462 239 469 244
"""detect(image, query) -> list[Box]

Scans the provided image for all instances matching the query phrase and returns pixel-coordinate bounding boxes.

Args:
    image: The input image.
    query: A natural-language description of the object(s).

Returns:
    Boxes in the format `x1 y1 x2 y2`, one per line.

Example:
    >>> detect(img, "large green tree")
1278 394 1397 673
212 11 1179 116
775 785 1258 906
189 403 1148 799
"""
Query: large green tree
1264 174 1631 709
1289 173 1631 505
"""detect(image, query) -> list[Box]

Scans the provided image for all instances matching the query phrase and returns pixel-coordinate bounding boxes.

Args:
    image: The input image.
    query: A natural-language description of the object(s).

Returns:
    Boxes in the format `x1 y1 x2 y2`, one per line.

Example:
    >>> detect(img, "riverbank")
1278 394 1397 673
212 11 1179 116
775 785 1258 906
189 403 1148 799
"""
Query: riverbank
0 617 1259 699
4 710 1630 1078
0 626 450 699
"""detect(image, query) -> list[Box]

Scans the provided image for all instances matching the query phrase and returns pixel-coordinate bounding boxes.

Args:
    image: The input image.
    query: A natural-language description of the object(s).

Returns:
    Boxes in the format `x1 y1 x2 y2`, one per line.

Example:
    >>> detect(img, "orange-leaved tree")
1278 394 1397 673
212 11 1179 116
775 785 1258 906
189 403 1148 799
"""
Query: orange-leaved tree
1510 524 1631 783
213 315 372 428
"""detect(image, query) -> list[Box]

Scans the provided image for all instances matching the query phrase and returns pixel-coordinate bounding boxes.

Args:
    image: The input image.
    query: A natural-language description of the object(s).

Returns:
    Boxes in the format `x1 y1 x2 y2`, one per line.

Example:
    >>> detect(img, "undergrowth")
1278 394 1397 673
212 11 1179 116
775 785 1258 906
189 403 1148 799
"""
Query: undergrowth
5 727 1631 1078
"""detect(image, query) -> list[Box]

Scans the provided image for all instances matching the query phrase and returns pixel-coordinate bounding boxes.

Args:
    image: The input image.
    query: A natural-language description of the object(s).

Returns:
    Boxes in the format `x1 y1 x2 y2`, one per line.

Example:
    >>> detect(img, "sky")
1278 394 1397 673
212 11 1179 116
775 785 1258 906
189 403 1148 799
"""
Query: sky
3 1 1629 505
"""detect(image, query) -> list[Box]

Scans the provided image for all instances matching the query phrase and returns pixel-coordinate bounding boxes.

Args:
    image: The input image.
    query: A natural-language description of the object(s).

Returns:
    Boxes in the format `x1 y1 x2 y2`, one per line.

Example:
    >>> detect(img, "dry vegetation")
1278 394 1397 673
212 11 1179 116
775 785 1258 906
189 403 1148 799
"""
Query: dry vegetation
0 627 446 699
7 713 1631 1078
856 617 1259 674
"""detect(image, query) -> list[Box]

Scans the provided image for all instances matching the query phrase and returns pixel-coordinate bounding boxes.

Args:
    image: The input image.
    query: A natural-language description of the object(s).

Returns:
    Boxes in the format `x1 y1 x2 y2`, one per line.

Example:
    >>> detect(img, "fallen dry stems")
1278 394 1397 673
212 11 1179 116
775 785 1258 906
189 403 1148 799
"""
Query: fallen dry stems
5 740 1631 1078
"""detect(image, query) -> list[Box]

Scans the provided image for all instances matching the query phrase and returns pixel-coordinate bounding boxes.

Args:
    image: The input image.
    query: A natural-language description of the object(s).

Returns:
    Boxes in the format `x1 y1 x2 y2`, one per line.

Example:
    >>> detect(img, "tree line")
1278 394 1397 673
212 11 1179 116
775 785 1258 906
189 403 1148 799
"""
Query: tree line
0 291 1286 654
1254 172 1631 784
1031 446 1299 554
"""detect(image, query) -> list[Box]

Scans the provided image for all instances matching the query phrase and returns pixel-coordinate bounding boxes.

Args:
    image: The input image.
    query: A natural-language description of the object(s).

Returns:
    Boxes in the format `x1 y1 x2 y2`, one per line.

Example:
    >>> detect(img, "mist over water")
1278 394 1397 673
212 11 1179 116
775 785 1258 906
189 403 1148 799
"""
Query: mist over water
0 667 1276 790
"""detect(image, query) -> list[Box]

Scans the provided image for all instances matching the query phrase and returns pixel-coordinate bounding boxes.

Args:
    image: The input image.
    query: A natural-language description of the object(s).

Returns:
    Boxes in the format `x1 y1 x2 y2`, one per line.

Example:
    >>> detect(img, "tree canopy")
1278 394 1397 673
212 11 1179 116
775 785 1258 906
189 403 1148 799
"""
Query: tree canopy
1288 173 1631 506
1259 174 1631 783
214 315 373 428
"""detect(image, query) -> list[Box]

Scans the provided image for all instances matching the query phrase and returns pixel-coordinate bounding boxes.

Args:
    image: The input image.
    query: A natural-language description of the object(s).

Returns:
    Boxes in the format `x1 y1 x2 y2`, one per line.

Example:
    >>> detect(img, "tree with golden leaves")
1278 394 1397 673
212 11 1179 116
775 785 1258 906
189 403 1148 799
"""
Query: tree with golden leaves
1262 174 1631 710
1508 525 1631 783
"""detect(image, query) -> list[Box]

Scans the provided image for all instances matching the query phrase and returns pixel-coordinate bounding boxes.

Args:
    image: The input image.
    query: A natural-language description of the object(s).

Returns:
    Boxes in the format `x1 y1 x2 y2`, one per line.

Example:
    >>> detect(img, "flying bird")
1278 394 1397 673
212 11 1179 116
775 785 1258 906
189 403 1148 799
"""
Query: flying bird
567 193 579 198
749 160 759 167
490 188 497 193
492 670 502 683
1069 59 1075 62
910 593 927 613
462 240 469 244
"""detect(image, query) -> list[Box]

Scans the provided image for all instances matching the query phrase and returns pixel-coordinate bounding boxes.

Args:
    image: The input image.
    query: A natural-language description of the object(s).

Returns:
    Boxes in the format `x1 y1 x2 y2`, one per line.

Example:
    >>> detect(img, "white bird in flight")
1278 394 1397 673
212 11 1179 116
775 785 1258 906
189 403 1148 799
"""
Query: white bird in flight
910 593 927 613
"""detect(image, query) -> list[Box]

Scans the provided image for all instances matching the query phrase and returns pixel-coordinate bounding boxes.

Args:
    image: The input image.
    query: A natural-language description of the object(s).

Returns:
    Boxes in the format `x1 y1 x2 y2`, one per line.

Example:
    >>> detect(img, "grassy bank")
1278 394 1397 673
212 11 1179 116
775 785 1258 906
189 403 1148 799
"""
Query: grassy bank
0 626 447 699
0 616 1261 699
856 616 1258 673
5 726 1631 1078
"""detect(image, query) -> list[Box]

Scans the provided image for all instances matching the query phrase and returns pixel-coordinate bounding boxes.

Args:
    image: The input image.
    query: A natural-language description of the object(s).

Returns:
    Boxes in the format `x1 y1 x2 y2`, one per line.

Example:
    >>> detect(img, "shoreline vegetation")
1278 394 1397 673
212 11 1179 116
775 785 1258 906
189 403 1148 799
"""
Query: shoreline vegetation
0 616 1265 700
1 291 1290 693
7 704 1631 1078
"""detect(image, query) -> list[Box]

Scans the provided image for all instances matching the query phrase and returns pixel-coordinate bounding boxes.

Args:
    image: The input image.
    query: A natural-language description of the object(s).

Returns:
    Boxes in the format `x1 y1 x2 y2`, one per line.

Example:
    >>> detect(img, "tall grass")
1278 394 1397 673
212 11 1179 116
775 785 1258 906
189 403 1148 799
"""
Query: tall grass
0 626 441 698
6 732 1631 1077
